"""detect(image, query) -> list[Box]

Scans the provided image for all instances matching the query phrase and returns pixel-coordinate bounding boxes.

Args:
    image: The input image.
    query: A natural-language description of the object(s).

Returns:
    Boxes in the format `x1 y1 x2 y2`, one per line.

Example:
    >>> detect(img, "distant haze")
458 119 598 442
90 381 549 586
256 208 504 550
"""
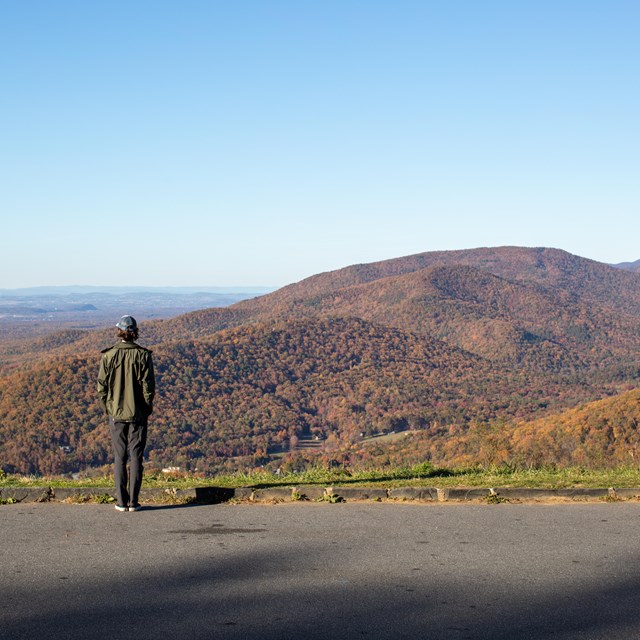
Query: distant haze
0 287 274 339
0 286 275 296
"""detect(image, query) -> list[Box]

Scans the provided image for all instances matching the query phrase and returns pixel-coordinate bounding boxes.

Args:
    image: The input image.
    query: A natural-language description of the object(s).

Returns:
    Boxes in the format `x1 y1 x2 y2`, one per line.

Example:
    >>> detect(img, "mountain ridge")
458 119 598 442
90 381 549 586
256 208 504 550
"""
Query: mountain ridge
611 259 640 273
1 246 639 475
133 246 640 373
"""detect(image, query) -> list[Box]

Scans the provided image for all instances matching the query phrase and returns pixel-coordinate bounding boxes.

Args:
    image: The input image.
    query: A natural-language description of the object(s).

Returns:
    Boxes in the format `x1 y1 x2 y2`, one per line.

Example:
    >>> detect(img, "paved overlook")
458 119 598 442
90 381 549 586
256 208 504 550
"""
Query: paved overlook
2 502 640 640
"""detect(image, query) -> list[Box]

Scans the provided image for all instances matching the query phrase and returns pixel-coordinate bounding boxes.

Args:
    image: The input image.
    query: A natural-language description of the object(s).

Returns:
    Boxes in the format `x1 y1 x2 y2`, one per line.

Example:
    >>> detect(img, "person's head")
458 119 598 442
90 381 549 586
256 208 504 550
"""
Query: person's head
116 315 139 342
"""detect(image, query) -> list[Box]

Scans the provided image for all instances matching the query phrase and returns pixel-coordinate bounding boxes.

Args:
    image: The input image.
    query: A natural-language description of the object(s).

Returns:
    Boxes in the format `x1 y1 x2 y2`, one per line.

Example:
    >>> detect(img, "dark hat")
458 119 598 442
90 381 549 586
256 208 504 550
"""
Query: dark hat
116 315 137 331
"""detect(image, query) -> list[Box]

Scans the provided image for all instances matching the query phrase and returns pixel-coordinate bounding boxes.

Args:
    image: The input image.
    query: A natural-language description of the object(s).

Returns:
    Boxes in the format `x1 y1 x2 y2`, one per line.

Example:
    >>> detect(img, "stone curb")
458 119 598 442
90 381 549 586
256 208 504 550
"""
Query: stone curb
251 487 297 502
326 486 389 501
293 485 326 501
387 487 439 501
3 486 640 504
0 487 52 503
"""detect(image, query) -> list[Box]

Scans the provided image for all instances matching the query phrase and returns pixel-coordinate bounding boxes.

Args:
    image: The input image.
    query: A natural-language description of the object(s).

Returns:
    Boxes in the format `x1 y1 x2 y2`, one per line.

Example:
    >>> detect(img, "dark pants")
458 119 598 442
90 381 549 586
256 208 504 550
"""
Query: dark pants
109 418 148 508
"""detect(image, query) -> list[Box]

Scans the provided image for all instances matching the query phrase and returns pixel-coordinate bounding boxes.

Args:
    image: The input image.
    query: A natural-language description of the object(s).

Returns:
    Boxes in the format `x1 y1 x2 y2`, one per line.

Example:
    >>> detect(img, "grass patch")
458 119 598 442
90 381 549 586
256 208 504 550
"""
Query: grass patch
3 464 640 491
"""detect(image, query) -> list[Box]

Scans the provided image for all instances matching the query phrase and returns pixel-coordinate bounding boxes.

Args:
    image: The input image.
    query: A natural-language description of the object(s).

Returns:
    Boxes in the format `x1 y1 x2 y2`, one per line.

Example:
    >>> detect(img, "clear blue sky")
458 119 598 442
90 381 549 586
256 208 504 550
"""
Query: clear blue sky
1 1 638 288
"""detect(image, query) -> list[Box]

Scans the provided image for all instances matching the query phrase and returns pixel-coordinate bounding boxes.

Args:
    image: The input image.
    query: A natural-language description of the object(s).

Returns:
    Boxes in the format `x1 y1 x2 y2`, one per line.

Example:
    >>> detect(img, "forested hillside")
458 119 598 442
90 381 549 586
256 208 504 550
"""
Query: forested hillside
338 388 640 471
1 246 640 475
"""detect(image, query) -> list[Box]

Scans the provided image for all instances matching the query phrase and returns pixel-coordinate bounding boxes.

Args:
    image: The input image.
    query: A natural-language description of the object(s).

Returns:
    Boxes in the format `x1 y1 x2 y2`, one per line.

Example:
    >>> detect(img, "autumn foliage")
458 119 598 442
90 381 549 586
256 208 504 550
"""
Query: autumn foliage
1 247 640 475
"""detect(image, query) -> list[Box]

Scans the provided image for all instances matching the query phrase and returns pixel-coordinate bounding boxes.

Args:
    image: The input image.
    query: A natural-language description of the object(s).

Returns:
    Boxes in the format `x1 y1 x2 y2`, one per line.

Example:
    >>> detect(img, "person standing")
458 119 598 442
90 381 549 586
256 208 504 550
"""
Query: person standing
97 315 155 512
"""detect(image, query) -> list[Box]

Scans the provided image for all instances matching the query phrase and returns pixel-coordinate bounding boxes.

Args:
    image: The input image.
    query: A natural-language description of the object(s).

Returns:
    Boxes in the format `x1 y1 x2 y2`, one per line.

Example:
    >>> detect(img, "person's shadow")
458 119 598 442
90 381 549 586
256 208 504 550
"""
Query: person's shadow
137 503 203 511
141 486 236 509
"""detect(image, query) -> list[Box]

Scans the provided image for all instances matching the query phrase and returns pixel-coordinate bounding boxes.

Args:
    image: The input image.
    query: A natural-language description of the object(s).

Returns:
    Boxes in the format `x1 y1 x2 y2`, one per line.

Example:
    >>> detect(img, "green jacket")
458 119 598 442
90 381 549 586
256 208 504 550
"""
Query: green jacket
97 341 155 423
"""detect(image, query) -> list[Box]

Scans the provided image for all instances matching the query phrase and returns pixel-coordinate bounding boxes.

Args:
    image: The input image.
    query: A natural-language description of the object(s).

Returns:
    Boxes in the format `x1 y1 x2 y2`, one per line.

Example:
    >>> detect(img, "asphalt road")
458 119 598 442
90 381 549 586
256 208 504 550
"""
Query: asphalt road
2 502 640 640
